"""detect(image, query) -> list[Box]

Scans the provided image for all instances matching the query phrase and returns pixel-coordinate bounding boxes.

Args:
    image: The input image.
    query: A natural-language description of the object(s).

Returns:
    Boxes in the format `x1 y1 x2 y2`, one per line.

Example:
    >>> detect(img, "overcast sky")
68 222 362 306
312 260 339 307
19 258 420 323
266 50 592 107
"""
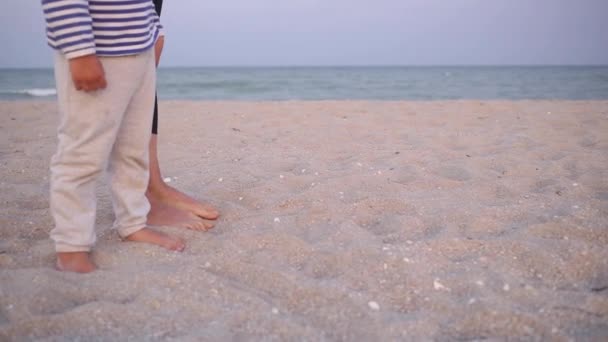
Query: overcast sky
1 0 607 68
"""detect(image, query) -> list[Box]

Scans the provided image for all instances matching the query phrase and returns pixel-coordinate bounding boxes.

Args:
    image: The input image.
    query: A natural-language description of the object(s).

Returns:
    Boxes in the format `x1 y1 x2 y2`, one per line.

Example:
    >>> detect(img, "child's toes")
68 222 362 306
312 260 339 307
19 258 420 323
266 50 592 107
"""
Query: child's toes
170 238 186 252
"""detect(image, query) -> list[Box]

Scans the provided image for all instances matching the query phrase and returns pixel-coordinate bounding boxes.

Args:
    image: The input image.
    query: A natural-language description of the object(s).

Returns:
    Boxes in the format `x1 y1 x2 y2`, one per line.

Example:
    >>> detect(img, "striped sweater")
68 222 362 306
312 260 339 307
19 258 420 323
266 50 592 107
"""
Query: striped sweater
42 0 163 59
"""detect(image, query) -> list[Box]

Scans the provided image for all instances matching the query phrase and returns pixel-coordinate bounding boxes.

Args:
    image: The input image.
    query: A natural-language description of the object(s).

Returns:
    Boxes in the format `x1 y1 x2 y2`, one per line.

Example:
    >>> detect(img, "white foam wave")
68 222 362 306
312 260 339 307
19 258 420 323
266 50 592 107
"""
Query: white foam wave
21 88 57 97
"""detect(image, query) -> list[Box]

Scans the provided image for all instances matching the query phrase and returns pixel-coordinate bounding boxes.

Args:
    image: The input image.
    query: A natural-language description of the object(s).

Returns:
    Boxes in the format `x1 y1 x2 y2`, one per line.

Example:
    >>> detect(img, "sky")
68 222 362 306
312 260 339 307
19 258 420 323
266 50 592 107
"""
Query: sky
0 0 607 68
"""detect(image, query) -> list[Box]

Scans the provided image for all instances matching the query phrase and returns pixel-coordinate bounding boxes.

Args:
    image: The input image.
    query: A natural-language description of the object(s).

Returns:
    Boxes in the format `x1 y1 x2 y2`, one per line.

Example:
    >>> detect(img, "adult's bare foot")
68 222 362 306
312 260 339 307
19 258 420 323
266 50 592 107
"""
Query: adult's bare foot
147 134 219 221
148 185 220 221
147 197 215 231
56 252 96 273
124 227 186 252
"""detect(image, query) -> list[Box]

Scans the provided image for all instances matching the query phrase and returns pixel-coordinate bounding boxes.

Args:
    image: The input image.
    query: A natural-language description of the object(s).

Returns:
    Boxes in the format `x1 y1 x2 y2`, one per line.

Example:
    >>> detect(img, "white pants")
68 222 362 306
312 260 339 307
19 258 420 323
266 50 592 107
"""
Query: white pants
50 49 156 252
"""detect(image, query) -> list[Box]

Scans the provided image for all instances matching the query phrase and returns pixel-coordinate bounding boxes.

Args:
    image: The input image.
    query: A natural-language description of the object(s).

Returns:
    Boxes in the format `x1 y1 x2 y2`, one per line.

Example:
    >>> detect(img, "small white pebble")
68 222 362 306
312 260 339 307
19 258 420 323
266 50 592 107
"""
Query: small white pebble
272 308 279 314
163 177 172 183
476 280 485 287
403 257 412 263
238 197 243 201
274 217 281 223
503 284 510 291
204 262 211 268
314 172 319 176
382 246 390 251
377 170 382 175
468 298 477 305
368 301 380 311
301 169 306 173
572 183 578 187
356 162 363 167
383 263 388 270
279 174 284 179
218 178 223 182
434 279 450 291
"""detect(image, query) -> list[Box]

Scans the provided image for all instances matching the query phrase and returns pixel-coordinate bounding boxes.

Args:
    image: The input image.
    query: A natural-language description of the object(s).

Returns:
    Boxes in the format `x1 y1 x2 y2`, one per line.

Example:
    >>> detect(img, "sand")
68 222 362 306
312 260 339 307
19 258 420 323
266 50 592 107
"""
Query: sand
0 100 607 340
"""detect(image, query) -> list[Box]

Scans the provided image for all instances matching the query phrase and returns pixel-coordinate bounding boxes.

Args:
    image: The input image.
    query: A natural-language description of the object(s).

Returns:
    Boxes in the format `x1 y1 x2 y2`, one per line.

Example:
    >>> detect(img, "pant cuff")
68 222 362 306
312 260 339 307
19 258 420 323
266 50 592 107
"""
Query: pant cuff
55 243 92 253
118 224 146 239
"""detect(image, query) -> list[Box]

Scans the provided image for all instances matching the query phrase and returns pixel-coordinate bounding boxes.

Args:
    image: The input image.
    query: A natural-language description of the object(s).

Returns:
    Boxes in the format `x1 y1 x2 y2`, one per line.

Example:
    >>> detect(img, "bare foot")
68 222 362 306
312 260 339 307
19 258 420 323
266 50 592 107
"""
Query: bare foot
148 185 220 220
124 227 186 252
56 252 96 273
147 197 215 231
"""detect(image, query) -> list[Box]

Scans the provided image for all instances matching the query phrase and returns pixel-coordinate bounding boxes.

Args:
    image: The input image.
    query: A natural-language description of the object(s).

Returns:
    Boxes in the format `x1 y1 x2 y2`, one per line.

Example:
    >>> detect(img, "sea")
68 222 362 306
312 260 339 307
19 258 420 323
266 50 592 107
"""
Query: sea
1 66 607 101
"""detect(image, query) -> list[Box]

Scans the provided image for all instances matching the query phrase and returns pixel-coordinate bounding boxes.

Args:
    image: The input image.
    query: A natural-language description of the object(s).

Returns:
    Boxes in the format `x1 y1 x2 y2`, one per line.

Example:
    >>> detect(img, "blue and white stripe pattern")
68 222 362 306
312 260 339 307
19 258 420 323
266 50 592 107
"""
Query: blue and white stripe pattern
42 0 163 59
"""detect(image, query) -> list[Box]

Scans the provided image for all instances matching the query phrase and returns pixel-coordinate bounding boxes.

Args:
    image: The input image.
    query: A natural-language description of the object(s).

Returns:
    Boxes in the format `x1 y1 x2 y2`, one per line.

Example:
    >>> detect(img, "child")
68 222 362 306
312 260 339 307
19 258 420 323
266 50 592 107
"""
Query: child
42 0 185 273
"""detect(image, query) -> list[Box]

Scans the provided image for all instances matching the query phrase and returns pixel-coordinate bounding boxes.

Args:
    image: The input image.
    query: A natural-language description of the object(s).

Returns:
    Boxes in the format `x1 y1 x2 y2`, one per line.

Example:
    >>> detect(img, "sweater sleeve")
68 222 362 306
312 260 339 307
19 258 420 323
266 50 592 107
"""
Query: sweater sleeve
41 0 96 59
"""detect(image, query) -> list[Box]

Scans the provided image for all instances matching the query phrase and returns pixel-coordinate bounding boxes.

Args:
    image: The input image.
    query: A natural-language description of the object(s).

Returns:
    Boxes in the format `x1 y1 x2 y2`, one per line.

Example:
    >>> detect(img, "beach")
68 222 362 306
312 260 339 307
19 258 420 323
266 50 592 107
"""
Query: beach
1 100 607 340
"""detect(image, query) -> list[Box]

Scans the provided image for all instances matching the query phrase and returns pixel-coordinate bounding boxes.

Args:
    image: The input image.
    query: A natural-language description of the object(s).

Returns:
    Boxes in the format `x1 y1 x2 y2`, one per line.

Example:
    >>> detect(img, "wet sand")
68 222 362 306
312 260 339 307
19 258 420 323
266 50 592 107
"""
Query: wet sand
1 100 607 340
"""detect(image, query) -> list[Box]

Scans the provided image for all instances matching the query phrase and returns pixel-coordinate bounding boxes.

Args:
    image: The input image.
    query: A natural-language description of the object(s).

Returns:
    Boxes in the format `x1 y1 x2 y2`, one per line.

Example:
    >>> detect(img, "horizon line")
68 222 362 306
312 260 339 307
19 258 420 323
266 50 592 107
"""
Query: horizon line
1 63 607 70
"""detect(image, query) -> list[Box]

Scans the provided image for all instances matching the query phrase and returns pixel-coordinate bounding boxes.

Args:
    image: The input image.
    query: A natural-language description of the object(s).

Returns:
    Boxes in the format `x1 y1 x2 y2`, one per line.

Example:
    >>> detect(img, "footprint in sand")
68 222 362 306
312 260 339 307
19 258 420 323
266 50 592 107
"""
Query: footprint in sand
390 165 418 185
531 179 565 195
549 151 568 161
464 216 510 239
37 284 139 316
357 215 444 244
435 165 472 182
301 252 343 280
29 291 95 316
562 161 580 181
0 308 8 325
578 135 598 148
595 192 608 201
274 161 312 176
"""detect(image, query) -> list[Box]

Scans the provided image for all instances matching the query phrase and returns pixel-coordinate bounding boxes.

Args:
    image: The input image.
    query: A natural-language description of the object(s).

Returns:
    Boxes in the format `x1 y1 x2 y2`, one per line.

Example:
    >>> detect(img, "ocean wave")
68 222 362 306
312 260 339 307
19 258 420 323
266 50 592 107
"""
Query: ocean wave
21 88 57 97
0 88 57 97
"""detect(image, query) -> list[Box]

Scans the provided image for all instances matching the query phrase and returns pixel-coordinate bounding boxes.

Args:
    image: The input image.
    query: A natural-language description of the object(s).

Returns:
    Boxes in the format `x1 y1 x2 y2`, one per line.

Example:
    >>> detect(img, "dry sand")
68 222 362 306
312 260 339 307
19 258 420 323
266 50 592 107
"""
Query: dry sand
1 100 607 340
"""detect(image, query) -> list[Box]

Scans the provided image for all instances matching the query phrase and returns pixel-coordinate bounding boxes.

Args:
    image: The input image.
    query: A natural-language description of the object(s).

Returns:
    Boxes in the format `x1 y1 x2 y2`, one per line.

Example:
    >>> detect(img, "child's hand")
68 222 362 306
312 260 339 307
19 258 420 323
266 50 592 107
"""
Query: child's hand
68 55 107 92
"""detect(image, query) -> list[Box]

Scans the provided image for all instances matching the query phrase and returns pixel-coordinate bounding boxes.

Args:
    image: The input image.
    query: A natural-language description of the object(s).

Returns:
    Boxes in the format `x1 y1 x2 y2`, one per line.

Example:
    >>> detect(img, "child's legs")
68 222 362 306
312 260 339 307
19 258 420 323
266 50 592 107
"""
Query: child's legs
50 53 146 252
108 49 156 237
